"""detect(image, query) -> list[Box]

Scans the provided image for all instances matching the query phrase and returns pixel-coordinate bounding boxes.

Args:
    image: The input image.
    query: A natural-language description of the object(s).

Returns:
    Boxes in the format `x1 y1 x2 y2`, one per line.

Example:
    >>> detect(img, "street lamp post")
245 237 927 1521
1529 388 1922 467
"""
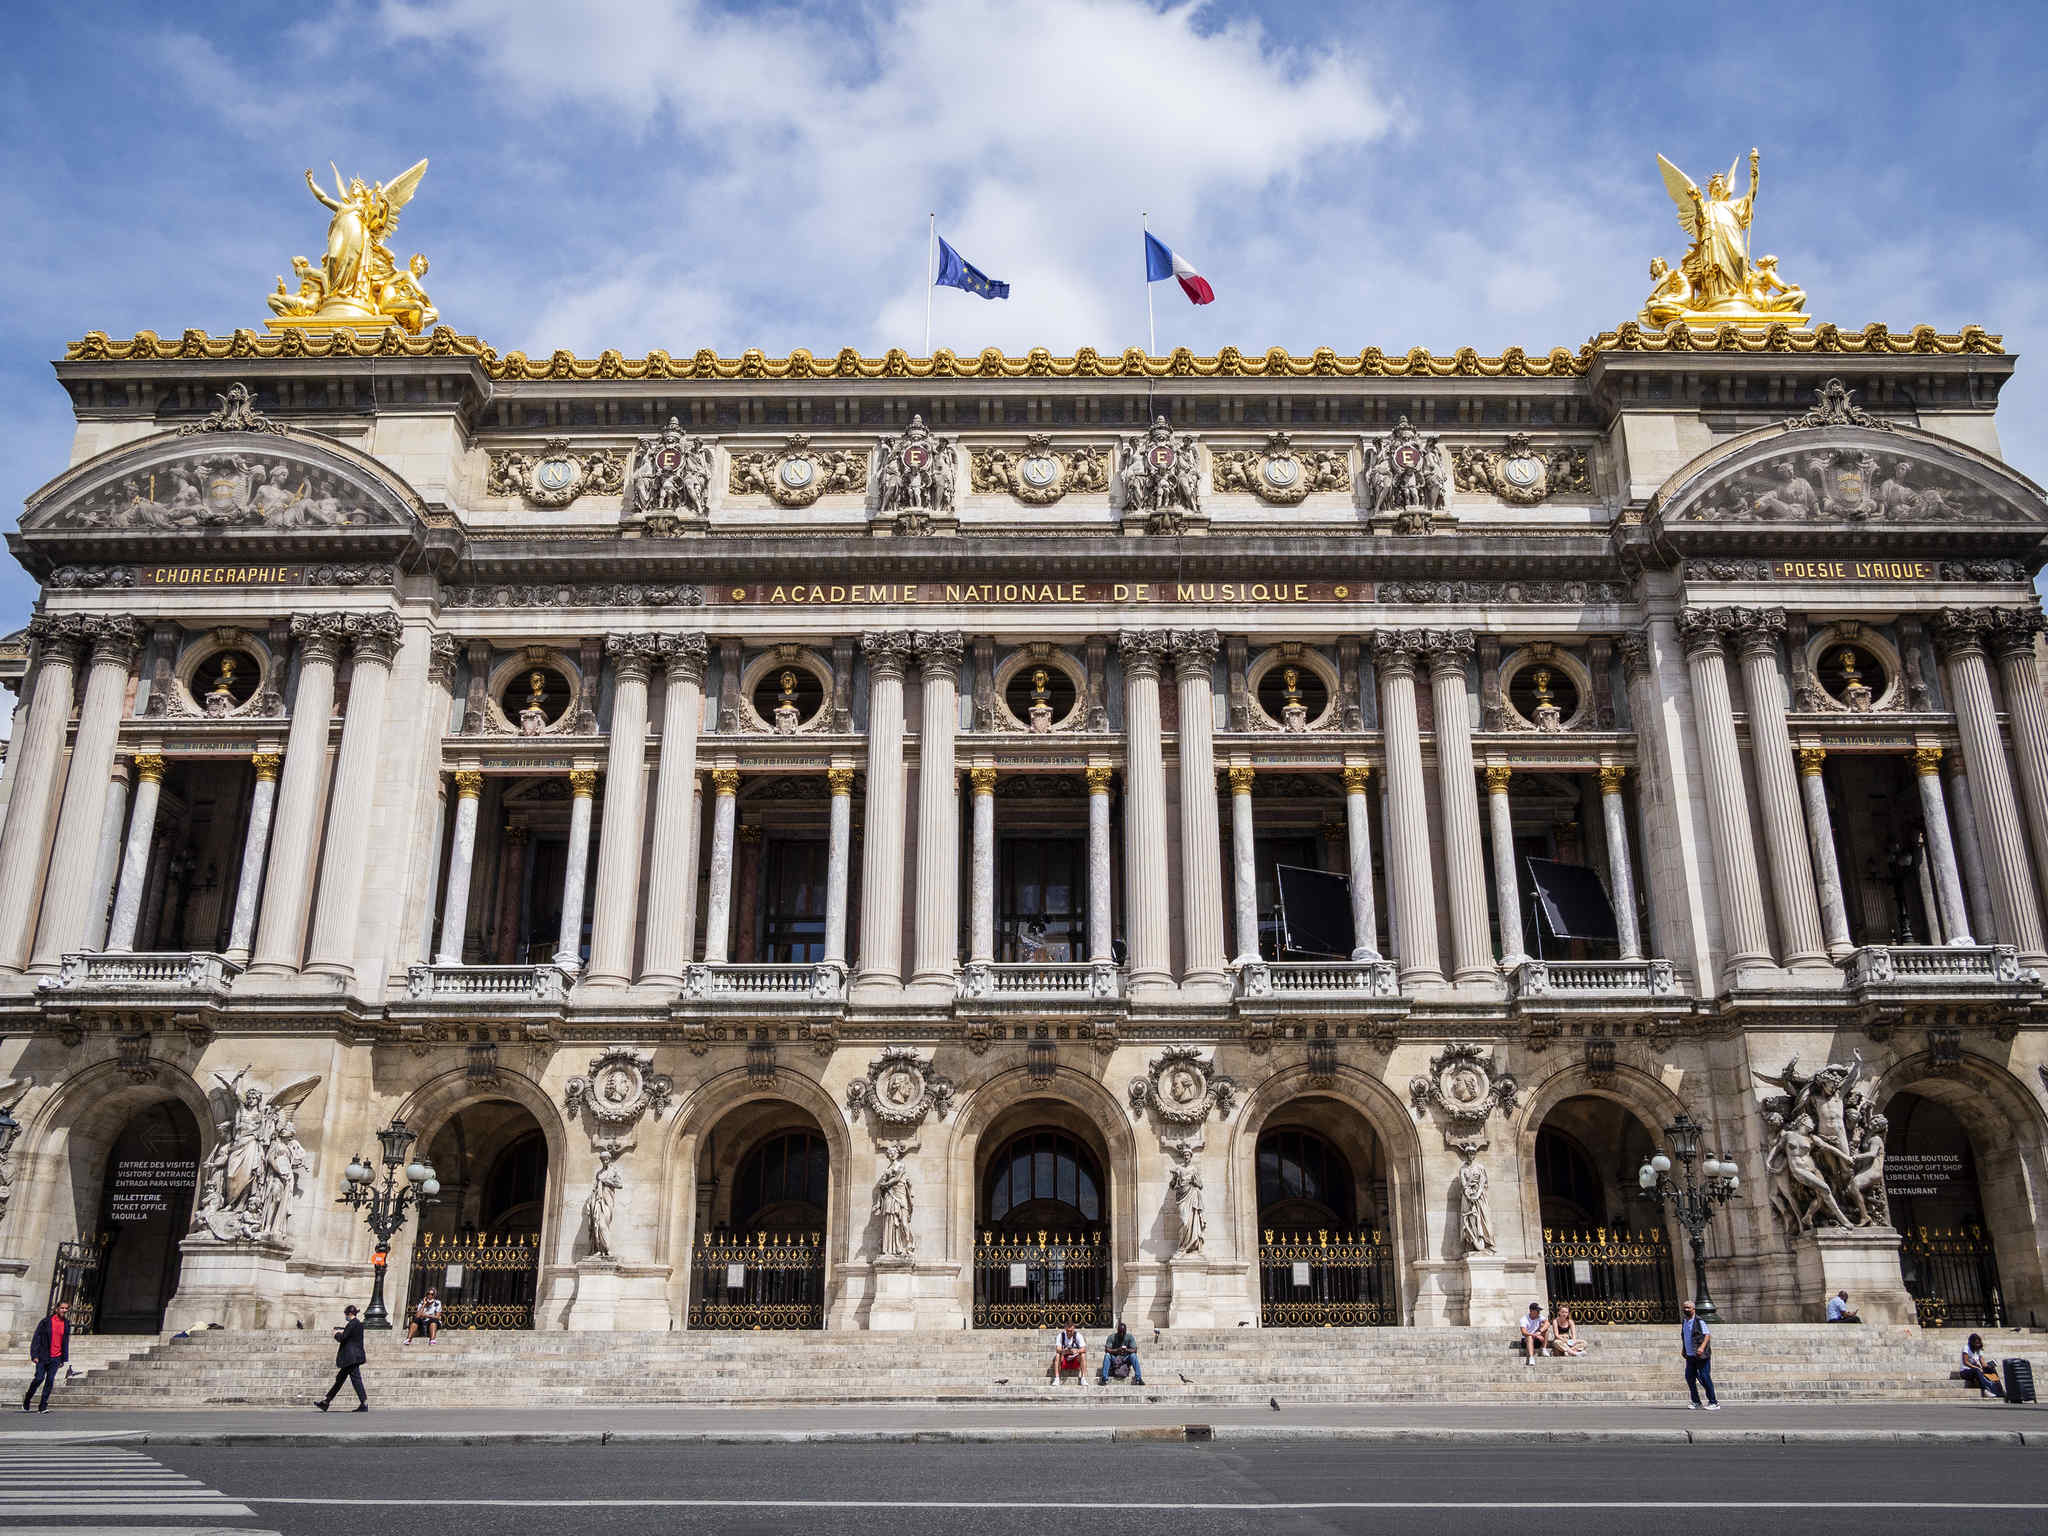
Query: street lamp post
335 1117 440 1330
1639 1110 1740 1322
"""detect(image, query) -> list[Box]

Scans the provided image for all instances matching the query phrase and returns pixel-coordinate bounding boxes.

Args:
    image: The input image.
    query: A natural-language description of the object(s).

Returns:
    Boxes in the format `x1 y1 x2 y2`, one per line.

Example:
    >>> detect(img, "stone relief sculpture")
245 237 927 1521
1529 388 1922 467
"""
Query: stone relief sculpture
0 1074 32 1225
728 434 869 509
1129 1046 1238 1128
970 435 1109 506
872 1140 918 1261
1409 1043 1518 1130
1361 418 1449 532
846 1047 955 1130
1451 432 1592 506
1210 432 1350 505
564 1049 674 1132
1117 417 1203 533
626 418 716 524
486 438 625 509
1754 1053 1890 1233
63 454 399 533
1455 1141 1496 1254
1167 1139 1206 1257
193 1066 321 1246
1686 446 1981 524
584 1136 632 1260
876 416 958 532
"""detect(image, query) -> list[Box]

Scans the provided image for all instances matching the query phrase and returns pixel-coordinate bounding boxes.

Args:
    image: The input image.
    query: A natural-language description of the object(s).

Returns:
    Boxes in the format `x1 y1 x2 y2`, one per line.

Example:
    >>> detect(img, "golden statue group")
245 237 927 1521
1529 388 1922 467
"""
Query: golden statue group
1641 148 1809 329
266 160 438 334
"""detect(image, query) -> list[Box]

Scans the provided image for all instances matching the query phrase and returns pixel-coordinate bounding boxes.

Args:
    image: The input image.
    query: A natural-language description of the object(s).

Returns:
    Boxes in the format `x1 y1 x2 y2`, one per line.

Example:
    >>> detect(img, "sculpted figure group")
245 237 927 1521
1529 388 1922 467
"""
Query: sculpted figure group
1756 1054 1890 1235
193 1067 321 1247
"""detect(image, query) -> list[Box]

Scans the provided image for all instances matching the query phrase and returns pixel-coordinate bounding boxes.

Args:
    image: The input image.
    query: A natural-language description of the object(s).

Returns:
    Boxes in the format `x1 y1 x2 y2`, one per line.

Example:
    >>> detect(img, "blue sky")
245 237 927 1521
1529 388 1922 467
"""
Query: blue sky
3 0 2044 648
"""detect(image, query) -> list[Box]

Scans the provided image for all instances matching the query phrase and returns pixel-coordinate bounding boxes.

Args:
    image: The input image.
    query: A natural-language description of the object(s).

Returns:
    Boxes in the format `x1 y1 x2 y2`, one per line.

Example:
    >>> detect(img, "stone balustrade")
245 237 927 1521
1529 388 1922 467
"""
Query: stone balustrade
959 961 1121 1001
1510 959 1678 999
1242 959 1400 999
403 963 570 1003
683 962 846 1001
47 951 242 995
1846 944 2036 990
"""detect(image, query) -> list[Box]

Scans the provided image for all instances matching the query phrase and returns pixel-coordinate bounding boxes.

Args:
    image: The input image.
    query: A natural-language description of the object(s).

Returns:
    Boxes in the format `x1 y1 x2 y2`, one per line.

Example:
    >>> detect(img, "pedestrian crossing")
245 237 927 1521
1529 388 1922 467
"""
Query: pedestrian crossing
0 1439 271 1526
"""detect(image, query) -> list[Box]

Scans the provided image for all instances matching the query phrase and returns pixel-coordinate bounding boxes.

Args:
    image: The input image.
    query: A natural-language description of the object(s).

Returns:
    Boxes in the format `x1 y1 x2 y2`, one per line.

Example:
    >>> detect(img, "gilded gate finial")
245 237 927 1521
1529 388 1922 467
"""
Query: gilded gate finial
266 159 438 335
1641 149 1809 330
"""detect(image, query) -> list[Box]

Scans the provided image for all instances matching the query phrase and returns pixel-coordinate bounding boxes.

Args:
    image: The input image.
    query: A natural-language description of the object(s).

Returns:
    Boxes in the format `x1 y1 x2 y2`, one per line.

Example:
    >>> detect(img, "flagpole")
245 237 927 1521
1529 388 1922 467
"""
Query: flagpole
924 213 936 356
1142 211 1156 357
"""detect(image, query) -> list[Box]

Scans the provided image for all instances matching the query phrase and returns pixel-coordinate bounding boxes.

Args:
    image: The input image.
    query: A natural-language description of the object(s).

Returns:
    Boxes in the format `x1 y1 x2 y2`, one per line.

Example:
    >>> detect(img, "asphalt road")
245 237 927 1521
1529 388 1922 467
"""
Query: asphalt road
20 1439 2040 1536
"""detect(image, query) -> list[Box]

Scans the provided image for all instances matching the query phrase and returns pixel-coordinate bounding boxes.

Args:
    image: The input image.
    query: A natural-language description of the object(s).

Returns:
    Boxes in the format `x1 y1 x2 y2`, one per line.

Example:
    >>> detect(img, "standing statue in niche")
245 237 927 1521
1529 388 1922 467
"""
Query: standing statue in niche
193 1066 322 1246
584 1136 632 1260
0 1075 32 1225
873 1140 918 1261
1167 1139 1206 1257
1455 1141 1496 1254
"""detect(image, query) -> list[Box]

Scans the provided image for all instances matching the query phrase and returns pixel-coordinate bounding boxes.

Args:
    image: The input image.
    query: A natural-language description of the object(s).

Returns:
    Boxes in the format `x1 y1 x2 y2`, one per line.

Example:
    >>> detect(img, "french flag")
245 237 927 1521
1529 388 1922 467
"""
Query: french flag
1145 231 1215 305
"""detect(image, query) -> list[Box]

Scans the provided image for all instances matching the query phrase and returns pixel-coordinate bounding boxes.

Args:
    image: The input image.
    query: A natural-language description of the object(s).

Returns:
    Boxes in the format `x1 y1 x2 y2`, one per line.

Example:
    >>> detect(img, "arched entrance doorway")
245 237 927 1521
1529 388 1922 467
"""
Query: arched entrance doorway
1254 1101 1397 1326
83 1101 201 1333
689 1101 830 1329
1886 1091 2004 1327
1534 1096 1679 1323
408 1099 550 1329
973 1103 1111 1328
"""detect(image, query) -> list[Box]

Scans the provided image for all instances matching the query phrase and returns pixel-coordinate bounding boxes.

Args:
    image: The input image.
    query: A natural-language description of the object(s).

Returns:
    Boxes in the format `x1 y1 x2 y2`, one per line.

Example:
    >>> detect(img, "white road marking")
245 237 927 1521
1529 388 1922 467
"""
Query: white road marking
235 1497 2048 1512
0 1444 253 1520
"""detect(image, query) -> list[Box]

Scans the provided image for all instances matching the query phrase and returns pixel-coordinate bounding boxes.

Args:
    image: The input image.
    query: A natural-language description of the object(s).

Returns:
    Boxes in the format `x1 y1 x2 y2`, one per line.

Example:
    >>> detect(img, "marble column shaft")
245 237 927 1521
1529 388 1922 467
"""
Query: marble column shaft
1425 631 1492 983
30 619 143 970
700 769 741 964
1483 765 1526 966
435 771 484 966
1990 613 2048 927
640 636 708 985
105 753 165 953
493 827 530 963
305 617 402 980
585 637 656 987
1341 765 1380 961
1913 747 1974 945
1733 613 1827 966
968 767 997 964
1943 761 1998 945
0 620 84 971
1676 610 1773 970
219 752 282 964
84 763 132 952
911 632 964 987
1936 612 2046 957
854 634 911 991
823 767 855 968
1173 632 1227 985
1795 748 1855 959
554 769 598 969
1117 634 1173 990
250 617 346 973
1598 766 1645 962
1371 632 1442 985
1227 767 1259 964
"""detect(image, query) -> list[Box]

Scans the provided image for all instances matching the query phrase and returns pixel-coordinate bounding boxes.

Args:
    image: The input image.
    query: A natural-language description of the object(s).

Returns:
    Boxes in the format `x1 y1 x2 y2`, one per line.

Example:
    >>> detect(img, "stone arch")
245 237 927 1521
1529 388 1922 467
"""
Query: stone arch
1227 1063 1426 1325
389 1067 570 1278
1511 1059 1690 1265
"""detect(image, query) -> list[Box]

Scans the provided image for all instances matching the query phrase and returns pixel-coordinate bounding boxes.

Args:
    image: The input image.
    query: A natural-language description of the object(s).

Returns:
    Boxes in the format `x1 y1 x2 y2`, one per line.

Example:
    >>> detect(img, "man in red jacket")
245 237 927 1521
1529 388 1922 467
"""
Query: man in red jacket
23 1300 70 1413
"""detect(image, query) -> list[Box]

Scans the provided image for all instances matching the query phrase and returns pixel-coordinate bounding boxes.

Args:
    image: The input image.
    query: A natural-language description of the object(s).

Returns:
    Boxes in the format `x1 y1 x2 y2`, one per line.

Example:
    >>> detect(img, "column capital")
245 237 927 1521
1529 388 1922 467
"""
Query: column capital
657 631 710 683
1483 763 1511 793
1341 764 1373 794
827 766 856 796
568 768 599 798
860 630 916 680
24 613 87 663
427 634 460 688
1616 627 1652 681
289 611 348 664
1913 744 1944 776
1116 628 1170 677
1368 628 1425 677
1676 607 1733 658
1598 763 1628 793
710 767 741 797
85 616 146 667
1728 605 1788 658
1934 606 1995 660
1168 629 1220 677
1421 628 1475 674
968 766 998 795
340 612 403 665
452 768 484 798
1226 765 1255 795
1796 746 1827 776
1084 764 1115 794
131 751 166 785
250 750 283 781
604 631 662 680
910 629 965 678
1986 605 2047 660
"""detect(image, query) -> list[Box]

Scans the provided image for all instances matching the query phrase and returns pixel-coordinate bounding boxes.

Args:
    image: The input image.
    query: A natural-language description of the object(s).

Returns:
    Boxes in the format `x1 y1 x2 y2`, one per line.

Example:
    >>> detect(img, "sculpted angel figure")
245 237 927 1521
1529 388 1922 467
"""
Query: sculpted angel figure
193 1066 322 1244
287 160 432 328
1646 149 1806 323
873 1140 918 1260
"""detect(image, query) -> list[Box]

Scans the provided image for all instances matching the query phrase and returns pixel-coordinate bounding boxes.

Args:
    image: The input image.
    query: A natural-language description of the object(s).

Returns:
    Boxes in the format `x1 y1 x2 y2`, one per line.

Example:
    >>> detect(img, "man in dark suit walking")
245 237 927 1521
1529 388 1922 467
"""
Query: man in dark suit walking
316 1304 368 1412
21 1300 70 1413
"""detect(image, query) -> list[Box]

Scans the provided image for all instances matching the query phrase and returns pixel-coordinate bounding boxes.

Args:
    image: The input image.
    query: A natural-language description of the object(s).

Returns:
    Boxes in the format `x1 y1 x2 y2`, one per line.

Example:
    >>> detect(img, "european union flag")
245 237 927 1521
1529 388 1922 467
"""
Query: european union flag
934 235 1009 300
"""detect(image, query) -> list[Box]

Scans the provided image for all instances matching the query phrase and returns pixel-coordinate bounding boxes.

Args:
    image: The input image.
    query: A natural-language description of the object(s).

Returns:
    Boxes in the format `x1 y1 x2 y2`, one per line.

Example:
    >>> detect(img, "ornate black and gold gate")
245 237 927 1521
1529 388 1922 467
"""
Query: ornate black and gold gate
973 1230 1112 1328
688 1231 826 1329
46 1235 109 1334
1541 1227 1678 1323
1258 1229 1398 1326
407 1232 540 1329
1901 1225 2003 1328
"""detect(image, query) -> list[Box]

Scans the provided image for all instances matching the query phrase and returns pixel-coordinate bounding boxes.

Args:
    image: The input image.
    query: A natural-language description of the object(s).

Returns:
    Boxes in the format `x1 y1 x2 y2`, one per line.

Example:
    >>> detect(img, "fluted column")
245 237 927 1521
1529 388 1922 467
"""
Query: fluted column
1117 632 1173 992
699 768 741 964
249 616 345 975
554 768 598 969
823 767 855 970
1171 630 1227 986
968 766 996 965
0 618 85 971
585 635 656 987
304 615 403 982
854 632 911 995
1085 765 1115 964
434 770 484 965
1936 609 2046 959
1341 764 1380 960
1730 609 1828 968
1371 631 1442 986
30 618 144 970
911 631 964 988
1795 748 1854 959
84 760 133 952
104 753 165 953
1227 766 1259 964
1942 757 1998 945
1598 765 1645 961
1912 746 1973 946
640 634 708 985
1676 609 1772 973
1988 608 2048 925
1424 630 1491 983
1483 765 1526 966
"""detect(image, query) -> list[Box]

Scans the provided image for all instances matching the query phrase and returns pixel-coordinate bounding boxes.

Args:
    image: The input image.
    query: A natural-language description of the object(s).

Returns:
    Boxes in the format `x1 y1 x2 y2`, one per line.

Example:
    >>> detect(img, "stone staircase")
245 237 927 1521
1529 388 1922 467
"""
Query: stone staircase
60 1324 2042 1408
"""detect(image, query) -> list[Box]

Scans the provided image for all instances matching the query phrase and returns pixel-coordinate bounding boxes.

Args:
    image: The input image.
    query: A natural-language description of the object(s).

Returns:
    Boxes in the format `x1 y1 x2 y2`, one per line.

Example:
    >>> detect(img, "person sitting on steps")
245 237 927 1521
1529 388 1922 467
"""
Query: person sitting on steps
1548 1303 1587 1357
1520 1301 1549 1366
1826 1290 1862 1323
1051 1325 1086 1383
1960 1334 2004 1399
406 1290 441 1346
1097 1319 1145 1386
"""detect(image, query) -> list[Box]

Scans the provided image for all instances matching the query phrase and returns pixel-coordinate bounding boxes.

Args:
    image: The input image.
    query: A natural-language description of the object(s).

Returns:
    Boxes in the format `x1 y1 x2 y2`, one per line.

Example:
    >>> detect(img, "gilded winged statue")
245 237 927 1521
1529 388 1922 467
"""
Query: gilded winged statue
267 159 438 333
1640 149 1807 328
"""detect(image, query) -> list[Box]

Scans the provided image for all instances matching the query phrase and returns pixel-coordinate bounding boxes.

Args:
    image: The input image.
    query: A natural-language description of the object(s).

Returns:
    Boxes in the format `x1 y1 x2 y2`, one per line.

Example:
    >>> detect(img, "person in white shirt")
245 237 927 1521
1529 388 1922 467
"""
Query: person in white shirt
1052 1326 1086 1383
406 1290 442 1346
1519 1301 1548 1365
1826 1290 1861 1323
1960 1334 2004 1398
1680 1300 1719 1409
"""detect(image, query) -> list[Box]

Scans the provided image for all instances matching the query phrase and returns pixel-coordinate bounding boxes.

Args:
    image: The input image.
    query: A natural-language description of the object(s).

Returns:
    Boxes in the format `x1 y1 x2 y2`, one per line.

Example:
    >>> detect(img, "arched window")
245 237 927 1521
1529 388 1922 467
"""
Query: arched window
1535 1125 1605 1231
731 1129 829 1233
1256 1127 1356 1230
982 1129 1103 1231
482 1129 547 1237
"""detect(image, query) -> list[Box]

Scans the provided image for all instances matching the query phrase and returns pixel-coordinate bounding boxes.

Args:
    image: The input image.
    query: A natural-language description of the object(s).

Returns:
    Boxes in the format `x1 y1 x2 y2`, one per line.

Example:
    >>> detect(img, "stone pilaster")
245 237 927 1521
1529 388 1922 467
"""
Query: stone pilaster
1371 630 1441 986
853 632 912 998
0 617 85 972
1118 632 1173 994
1598 765 1644 961
554 768 598 970
1227 766 1259 965
1424 629 1492 985
1341 764 1380 960
1171 630 1227 988
1729 608 1828 969
435 770 484 966
640 634 708 985
585 634 658 987
1086 765 1115 964
105 753 165 953
1483 764 1526 966
247 614 345 975
699 768 741 964
910 631 963 990
1912 746 1974 946
968 766 997 966
304 614 403 984
1676 608 1772 974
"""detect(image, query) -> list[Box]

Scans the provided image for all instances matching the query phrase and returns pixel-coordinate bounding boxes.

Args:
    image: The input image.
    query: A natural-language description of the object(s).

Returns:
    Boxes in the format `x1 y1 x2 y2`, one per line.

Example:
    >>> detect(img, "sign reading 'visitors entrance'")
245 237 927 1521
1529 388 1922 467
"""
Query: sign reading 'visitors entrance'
107 1158 198 1222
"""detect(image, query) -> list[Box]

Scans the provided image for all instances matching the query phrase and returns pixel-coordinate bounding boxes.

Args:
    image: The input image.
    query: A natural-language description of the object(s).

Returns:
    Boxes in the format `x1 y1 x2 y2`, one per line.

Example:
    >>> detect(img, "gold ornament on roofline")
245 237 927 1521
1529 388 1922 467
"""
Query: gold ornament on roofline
265 159 439 335
1641 148 1808 330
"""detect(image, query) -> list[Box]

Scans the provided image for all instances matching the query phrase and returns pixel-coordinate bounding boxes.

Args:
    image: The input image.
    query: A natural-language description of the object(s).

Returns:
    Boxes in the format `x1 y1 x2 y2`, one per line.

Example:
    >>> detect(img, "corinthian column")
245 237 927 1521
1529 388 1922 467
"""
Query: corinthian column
1227 766 1259 965
1171 630 1227 987
434 770 484 966
1118 632 1173 993
853 632 911 998
823 766 855 972
1912 746 1974 946
968 766 997 966
1424 629 1492 984
1341 764 1380 960
554 768 598 970
220 750 283 964
1937 609 2045 960
585 634 656 987
910 631 963 989
1371 631 1442 986
84 759 133 952
1598 765 1645 961
1942 756 1998 945
105 753 164 953
0 617 85 972
1988 608 2048 925
1795 748 1854 958
1086 765 1115 964
304 614 403 983
1676 609 1772 973
249 615 345 976
699 768 741 964
1483 765 1526 966
1730 609 1828 969
640 634 707 986
30 617 144 970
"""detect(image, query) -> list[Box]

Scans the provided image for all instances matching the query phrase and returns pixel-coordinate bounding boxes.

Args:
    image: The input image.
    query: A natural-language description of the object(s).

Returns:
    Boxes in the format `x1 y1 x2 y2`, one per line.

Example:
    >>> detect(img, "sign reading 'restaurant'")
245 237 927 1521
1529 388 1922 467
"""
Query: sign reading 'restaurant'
1772 559 1935 582
716 580 1369 606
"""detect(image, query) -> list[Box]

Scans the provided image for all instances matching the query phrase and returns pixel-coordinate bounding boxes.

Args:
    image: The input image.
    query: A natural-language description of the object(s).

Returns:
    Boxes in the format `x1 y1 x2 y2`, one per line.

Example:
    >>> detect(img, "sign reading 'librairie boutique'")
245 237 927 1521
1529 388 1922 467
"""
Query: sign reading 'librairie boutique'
716 580 1370 606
